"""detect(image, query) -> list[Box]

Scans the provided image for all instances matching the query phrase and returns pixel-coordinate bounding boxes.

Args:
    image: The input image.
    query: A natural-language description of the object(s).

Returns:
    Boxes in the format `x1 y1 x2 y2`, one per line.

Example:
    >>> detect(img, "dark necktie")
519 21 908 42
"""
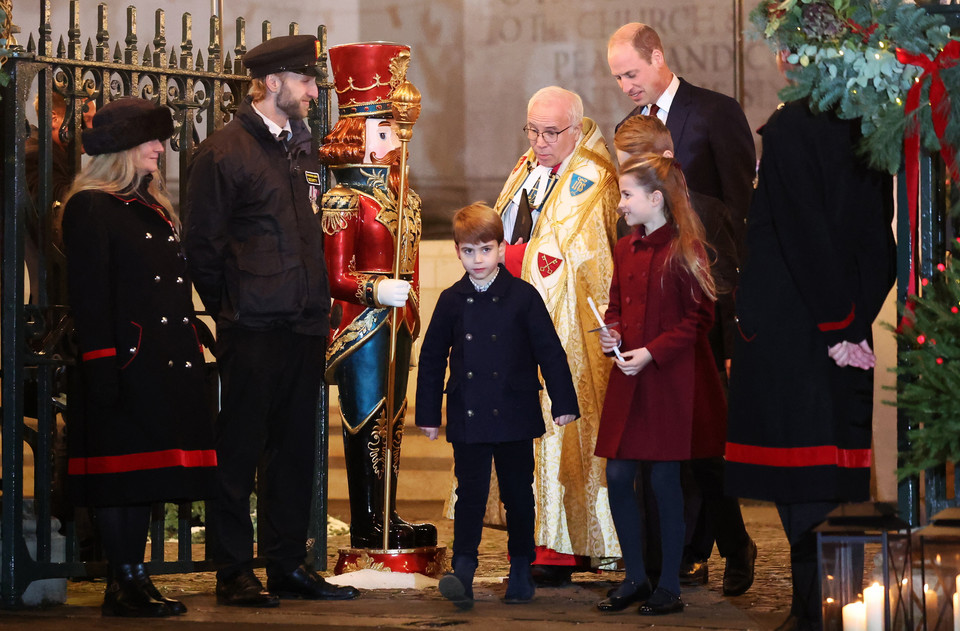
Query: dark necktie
648 103 660 118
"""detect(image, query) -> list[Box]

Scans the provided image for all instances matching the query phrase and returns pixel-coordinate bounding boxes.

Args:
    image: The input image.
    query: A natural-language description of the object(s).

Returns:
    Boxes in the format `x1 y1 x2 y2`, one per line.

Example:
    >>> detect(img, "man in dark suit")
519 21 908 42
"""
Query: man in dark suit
609 22 756 254
607 22 757 597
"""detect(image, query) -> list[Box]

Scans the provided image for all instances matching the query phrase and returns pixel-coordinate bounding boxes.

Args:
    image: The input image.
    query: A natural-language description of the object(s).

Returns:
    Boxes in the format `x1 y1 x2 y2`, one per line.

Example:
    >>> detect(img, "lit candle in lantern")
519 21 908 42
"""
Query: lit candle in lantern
927 584 940 631
864 583 884 631
843 601 867 631
952 591 959 631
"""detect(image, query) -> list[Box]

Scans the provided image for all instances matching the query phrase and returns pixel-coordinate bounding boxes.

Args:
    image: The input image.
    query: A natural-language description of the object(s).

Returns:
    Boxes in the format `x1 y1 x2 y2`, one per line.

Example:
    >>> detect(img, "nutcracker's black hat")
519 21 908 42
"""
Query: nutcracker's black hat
82 97 174 156
244 35 322 79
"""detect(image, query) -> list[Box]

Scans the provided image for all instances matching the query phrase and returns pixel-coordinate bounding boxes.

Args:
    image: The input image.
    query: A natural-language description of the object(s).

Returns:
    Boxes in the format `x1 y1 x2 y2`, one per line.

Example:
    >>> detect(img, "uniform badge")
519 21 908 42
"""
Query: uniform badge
569 173 594 196
304 171 321 185
537 252 563 278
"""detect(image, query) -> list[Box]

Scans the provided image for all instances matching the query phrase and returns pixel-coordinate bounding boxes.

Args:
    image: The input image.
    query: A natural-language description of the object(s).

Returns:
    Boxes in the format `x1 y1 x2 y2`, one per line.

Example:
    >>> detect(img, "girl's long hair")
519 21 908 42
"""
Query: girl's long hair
620 154 716 301
63 148 175 223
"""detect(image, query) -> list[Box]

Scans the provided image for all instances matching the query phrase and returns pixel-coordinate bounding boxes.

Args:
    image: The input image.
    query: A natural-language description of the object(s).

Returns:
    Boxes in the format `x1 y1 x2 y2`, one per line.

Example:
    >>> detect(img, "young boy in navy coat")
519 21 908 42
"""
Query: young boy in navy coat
416 202 579 609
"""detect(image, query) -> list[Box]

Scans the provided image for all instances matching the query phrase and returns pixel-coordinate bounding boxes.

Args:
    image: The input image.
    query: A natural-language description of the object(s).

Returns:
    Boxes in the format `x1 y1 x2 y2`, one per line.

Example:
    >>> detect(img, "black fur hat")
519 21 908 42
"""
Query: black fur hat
82 97 174 156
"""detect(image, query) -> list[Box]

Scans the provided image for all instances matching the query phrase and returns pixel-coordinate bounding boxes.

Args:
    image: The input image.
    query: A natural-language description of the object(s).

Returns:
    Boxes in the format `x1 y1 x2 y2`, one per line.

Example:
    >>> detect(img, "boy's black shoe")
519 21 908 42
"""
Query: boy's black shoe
439 574 474 610
440 556 477 610
502 558 535 604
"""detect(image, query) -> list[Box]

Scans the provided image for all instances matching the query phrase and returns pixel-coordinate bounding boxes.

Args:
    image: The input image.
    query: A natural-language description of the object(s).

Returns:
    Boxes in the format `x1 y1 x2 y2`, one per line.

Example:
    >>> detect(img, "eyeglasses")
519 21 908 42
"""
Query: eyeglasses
523 125 571 144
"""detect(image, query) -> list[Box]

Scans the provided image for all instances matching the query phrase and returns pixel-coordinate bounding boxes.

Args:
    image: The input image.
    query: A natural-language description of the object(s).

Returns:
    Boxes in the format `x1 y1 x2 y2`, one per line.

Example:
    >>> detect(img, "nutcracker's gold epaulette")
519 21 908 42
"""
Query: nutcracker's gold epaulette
322 185 359 236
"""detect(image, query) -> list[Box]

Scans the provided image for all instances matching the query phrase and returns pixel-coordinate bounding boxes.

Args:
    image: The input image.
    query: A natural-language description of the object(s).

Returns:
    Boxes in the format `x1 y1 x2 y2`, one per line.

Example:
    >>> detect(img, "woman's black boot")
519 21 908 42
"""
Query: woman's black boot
101 564 172 617
132 563 186 615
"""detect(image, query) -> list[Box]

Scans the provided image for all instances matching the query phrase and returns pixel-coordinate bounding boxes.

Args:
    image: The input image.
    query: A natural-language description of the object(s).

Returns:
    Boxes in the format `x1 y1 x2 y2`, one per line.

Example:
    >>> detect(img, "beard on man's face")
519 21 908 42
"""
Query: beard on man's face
277 82 310 121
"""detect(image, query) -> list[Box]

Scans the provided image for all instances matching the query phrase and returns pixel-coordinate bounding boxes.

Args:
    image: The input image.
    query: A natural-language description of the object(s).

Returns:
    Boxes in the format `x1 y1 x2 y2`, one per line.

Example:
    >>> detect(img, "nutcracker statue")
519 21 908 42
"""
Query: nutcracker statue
320 43 439 568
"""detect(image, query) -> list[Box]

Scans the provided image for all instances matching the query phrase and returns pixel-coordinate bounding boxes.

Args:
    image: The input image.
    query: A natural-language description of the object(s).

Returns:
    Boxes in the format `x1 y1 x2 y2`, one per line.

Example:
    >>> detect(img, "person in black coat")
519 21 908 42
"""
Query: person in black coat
725 99 896 631
62 97 217 617
416 203 579 610
183 35 358 607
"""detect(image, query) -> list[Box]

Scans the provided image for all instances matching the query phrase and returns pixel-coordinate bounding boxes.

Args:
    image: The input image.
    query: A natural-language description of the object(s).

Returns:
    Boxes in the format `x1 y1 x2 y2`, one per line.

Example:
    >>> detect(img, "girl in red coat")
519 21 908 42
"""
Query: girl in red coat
595 154 726 615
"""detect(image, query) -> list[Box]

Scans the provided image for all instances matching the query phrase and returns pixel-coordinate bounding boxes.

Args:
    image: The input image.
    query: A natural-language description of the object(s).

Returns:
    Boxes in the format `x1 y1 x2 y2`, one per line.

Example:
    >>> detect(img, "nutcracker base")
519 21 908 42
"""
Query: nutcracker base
335 546 447 578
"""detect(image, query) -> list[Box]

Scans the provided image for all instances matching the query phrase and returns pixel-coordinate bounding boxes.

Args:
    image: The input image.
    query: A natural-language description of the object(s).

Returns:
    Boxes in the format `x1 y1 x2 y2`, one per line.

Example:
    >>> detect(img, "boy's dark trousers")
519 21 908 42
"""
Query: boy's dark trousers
451 440 536 563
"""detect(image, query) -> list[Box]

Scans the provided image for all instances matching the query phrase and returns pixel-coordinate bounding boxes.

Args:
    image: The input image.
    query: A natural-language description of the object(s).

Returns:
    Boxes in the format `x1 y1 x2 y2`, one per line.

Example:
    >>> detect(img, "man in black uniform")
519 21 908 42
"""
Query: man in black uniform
184 35 359 607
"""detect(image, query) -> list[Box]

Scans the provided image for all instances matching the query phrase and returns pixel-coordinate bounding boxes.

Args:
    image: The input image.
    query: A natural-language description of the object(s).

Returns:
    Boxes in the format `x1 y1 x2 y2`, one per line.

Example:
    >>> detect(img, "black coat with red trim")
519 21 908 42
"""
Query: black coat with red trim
724 102 895 504
63 189 217 506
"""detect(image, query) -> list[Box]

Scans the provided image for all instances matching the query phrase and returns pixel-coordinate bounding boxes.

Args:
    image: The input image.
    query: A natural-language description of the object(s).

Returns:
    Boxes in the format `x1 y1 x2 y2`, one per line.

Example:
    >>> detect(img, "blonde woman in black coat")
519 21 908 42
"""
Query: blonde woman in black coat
62 98 217 617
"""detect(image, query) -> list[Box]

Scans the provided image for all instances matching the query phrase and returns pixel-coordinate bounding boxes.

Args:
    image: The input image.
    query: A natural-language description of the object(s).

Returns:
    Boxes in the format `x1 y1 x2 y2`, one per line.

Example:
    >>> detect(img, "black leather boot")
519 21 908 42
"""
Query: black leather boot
387 413 438 547
101 564 172 617
343 415 416 549
131 563 186 615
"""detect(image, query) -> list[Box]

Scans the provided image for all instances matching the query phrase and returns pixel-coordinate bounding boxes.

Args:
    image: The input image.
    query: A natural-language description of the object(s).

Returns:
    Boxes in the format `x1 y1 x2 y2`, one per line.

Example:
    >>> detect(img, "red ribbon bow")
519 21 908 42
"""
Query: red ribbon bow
895 41 960 304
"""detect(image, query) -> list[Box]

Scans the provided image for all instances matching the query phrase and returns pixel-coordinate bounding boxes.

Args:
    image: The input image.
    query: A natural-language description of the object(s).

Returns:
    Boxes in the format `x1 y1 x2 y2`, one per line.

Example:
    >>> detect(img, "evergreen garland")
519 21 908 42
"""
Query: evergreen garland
750 0 954 175
890 252 960 477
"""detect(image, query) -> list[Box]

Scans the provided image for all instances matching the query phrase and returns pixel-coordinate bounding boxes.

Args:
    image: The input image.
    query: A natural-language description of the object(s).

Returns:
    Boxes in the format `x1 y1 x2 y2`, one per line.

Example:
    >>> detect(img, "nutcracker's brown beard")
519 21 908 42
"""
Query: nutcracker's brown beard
372 148 404 195
370 147 401 165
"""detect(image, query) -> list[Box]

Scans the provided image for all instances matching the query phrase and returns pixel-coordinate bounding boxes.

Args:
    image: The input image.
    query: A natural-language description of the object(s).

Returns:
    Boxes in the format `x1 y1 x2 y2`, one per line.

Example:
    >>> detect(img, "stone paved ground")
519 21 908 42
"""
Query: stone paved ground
0 500 794 630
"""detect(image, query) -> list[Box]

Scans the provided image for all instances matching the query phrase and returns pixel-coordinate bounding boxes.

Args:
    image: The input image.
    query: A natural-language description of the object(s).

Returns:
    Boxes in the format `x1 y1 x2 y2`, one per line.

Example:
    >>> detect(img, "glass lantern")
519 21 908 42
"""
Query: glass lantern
914 508 960 631
816 502 913 631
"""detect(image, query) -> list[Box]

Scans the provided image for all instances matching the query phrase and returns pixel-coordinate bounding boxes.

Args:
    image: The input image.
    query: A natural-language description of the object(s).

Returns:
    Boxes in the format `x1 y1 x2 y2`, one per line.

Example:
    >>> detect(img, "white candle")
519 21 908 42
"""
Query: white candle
864 583 884 631
927 585 940 631
586 296 624 360
843 601 867 631
952 591 959 631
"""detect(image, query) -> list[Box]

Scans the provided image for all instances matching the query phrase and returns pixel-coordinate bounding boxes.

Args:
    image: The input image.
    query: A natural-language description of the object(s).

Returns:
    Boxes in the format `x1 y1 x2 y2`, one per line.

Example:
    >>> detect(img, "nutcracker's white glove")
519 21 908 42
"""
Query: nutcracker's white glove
377 279 411 307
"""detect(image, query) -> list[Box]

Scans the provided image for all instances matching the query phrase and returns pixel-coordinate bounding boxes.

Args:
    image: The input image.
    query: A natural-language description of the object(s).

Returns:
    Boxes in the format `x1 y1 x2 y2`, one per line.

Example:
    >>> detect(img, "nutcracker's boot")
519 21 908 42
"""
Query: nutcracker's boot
342 411 416 549
388 406 438 547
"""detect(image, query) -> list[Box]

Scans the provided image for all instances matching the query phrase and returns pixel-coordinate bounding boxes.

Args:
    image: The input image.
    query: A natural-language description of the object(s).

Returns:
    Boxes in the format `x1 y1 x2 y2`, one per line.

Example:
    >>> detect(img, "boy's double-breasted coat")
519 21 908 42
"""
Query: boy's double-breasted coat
63 189 217 507
415 265 579 443
595 224 727 461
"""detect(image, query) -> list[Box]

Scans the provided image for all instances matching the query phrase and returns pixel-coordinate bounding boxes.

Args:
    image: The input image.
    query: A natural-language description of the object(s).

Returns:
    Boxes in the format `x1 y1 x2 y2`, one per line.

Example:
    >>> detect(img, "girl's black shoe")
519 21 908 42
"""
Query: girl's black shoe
596 579 652 612
638 587 684 616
